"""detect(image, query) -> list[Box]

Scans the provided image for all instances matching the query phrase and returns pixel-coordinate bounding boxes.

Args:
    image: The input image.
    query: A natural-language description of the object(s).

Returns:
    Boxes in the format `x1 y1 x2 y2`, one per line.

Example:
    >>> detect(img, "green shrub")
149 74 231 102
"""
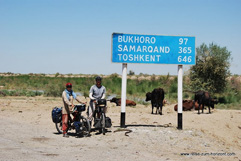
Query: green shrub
169 83 177 93
44 83 65 97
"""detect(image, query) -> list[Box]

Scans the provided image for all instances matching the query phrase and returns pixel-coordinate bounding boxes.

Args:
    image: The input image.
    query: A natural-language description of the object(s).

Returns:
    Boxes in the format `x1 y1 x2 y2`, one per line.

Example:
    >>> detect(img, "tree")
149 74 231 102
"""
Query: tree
188 43 232 93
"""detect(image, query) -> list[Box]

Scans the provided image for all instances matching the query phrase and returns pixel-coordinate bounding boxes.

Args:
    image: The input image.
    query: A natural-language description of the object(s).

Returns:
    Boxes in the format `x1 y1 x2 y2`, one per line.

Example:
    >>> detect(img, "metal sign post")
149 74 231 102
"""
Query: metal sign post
177 65 183 129
121 63 127 128
111 33 195 129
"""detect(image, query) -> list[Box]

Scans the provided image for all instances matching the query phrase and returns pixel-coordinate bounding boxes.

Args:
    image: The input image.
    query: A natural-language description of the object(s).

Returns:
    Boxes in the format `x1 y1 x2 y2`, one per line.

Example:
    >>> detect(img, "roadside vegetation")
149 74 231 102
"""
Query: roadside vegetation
0 73 177 103
0 73 240 110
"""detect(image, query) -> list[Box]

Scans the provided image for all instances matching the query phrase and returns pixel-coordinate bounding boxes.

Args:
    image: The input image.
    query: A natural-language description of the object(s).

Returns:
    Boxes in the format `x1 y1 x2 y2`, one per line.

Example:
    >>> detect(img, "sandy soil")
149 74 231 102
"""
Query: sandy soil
0 96 240 161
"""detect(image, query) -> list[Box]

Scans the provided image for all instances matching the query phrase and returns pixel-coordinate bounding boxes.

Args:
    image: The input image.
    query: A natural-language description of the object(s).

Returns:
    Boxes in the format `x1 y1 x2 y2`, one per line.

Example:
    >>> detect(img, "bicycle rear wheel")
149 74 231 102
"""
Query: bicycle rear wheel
55 120 70 134
55 122 63 134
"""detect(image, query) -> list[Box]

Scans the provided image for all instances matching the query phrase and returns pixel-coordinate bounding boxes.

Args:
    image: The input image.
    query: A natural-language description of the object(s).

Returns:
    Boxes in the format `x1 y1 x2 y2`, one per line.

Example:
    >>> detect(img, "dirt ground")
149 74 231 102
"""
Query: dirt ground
0 96 240 161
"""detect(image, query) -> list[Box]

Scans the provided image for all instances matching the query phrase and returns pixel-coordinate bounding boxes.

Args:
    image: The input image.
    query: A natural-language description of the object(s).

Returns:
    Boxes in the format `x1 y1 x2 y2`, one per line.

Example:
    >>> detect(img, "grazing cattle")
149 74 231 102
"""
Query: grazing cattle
194 101 205 110
174 100 203 111
194 90 218 114
163 99 168 106
145 88 165 115
110 97 136 106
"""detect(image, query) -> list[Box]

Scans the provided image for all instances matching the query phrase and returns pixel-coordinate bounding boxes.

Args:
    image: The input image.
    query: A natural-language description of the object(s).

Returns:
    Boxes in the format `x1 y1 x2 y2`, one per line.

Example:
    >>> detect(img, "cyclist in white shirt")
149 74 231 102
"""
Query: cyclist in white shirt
88 76 106 123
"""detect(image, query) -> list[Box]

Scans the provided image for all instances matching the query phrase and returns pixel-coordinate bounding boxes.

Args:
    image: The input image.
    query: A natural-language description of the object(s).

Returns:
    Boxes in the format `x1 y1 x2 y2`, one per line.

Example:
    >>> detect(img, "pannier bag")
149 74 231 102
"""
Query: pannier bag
52 107 62 123
94 117 112 128
105 117 112 128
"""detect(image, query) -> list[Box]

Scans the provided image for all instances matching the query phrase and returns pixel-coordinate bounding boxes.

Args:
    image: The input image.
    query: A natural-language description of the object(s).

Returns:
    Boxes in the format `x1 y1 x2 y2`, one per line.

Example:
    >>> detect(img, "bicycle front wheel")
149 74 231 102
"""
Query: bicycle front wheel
80 116 91 137
101 113 106 135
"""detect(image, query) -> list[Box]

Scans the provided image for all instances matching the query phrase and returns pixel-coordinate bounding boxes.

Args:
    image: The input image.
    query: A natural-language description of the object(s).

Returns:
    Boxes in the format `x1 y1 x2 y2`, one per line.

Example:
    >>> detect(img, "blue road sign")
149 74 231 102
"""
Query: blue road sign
112 33 195 65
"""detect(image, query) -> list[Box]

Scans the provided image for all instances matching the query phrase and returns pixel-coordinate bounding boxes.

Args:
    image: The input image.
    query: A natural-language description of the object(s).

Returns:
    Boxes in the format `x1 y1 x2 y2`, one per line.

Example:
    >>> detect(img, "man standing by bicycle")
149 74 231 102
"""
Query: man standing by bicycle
62 83 86 138
88 76 106 124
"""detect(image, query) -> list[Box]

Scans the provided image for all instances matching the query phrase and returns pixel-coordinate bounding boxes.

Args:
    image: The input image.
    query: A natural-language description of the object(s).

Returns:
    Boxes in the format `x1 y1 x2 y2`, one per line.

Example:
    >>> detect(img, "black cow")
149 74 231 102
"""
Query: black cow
194 90 218 114
145 88 165 115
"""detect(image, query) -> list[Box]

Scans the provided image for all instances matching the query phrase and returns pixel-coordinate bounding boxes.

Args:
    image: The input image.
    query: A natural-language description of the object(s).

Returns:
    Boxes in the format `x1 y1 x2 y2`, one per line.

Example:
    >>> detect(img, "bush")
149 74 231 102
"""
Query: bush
169 83 177 93
0 89 43 97
44 83 65 97
128 70 135 76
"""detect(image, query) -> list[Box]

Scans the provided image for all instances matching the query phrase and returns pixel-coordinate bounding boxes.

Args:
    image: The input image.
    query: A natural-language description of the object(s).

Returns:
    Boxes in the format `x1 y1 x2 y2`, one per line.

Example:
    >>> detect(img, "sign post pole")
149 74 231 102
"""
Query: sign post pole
177 65 183 130
120 63 127 128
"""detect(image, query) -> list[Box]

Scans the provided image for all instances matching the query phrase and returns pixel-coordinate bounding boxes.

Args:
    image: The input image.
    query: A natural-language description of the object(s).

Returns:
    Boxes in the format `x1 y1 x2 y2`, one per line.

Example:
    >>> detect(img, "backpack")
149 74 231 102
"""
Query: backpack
52 107 62 123
105 117 112 128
